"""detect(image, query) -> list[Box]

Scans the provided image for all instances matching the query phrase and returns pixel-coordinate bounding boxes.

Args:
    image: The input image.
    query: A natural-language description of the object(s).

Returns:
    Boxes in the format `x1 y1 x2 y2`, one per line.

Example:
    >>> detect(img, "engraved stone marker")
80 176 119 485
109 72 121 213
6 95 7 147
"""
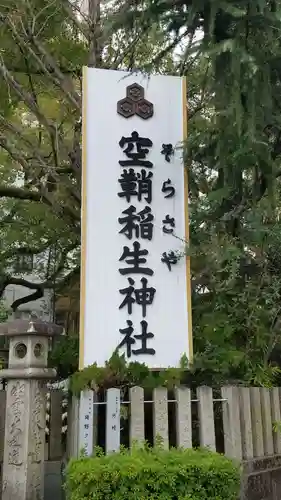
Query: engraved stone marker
0 316 63 500
78 390 94 456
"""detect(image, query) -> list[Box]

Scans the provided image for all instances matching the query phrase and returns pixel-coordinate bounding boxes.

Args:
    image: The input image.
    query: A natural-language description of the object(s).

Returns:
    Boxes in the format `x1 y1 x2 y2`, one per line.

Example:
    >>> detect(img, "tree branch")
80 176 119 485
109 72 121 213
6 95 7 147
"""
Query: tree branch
0 275 43 311
11 287 44 311
61 0 90 41
1 238 79 311
88 0 102 67
3 12 80 110
0 58 56 136
0 184 41 202
0 124 81 223
3 242 55 260
1 64 82 76
0 113 81 195
53 266 80 298
27 29 81 110
45 240 79 283
0 134 64 210
0 114 53 172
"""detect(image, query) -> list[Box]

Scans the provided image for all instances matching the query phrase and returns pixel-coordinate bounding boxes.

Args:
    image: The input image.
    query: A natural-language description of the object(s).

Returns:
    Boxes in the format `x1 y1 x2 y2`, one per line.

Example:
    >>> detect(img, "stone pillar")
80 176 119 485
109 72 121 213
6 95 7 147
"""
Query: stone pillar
0 317 63 500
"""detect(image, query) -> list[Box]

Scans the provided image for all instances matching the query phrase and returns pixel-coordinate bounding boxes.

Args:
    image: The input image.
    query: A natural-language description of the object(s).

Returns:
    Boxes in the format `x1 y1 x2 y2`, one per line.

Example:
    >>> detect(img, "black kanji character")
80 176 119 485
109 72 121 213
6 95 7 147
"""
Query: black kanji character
132 320 155 356
119 241 153 276
162 215 175 234
118 205 154 241
161 251 179 271
119 277 156 317
118 169 153 203
134 277 156 317
118 169 137 203
117 320 155 358
117 319 135 358
139 206 154 240
119 131 153 168
161 143 174 162
118 206 139 240
119 277 135 314
139 206 154 241
162 178 175 198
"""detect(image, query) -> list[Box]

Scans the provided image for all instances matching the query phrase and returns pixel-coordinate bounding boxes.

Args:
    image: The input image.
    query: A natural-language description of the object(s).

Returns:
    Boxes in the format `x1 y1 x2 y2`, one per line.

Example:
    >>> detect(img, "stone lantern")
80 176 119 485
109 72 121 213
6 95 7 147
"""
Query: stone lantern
0 316 63 500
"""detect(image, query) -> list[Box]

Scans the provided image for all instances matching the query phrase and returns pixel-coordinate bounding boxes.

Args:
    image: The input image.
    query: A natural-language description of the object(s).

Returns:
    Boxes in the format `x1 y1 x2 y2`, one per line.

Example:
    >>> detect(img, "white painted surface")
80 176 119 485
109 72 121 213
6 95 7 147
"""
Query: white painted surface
82 68 190 368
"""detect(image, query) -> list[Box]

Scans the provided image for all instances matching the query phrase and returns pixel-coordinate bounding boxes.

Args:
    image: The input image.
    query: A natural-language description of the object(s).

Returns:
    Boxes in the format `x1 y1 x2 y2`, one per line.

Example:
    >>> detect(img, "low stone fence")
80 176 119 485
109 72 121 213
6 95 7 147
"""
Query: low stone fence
1 385 281 499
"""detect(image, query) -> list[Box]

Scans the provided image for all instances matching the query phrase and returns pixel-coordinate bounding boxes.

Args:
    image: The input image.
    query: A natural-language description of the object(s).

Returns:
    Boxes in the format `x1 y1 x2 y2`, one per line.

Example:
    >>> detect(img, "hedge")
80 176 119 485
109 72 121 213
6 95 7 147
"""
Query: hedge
66 446 241 500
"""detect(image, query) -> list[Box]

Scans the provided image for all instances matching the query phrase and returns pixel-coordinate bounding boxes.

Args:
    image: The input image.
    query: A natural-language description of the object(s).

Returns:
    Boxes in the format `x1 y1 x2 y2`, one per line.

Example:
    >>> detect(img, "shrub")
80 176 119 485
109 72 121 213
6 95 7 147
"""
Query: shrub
66 446 241 500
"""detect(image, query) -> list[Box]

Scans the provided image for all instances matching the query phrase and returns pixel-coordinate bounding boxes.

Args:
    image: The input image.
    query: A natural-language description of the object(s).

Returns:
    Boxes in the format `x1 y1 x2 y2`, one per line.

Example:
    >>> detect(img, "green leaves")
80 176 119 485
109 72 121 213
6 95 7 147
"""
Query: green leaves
0 0 180 313
66 447 241 500
69 352 190 394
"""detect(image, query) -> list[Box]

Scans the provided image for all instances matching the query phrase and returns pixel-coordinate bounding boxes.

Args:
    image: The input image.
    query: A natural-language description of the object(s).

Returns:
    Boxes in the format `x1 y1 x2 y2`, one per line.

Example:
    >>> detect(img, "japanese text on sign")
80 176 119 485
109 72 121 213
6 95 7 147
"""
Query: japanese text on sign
117 131 179 358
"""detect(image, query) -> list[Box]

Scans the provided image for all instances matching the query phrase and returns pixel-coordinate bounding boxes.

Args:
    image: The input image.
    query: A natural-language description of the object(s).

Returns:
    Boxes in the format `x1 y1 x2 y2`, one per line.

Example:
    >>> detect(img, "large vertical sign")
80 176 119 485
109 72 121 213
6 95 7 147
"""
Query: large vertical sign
80 68 192 369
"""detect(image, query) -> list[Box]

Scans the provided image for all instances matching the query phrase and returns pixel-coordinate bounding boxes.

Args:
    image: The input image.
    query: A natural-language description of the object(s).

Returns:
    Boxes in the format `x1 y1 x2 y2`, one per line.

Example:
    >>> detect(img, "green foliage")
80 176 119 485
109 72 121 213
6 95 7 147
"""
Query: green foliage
69 352 189 394
66 446 241 500
49 335 79 380
119 0 281 386
272 420 281 434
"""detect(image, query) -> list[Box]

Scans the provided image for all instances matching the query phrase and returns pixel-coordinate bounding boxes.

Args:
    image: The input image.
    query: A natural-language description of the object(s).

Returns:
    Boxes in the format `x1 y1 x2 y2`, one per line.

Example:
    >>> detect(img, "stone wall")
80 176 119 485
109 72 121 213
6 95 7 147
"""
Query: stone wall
242 456 281 500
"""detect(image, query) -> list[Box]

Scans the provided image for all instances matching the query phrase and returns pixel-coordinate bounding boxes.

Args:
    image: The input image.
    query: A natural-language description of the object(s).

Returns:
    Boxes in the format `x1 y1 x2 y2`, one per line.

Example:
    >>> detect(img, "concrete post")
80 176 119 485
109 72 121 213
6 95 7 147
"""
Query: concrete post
0 316 63 500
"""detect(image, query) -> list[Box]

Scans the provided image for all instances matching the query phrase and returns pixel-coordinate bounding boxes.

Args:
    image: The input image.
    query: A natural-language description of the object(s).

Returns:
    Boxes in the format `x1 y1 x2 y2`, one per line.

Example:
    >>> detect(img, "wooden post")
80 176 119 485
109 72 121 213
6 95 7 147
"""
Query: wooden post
175 387 192 448
196 386 216 451
153 388 169 449
221 386 242 459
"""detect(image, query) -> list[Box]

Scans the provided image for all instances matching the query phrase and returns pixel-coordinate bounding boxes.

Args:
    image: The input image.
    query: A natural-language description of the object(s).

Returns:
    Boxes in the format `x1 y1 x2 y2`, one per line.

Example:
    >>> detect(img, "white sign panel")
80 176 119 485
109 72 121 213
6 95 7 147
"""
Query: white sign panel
80 68 192 369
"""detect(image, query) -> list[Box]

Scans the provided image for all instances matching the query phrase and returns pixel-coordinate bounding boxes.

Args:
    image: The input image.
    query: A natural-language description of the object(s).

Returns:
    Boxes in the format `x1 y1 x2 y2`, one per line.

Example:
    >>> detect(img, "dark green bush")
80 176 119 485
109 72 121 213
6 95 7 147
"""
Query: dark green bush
66 446 241 500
